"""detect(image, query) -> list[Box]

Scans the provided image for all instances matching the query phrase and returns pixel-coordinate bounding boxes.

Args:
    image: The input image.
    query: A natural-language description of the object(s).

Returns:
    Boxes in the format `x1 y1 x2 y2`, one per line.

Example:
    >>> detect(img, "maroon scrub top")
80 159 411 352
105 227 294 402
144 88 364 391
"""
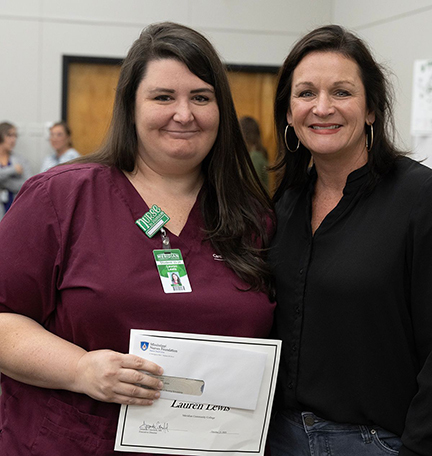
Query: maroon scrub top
0 164 275 455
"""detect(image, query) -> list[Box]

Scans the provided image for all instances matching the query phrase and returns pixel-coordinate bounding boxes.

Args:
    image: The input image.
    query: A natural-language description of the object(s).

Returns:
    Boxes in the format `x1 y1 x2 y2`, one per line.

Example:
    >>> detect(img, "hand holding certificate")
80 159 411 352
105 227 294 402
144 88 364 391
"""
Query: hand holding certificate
115 330 281 455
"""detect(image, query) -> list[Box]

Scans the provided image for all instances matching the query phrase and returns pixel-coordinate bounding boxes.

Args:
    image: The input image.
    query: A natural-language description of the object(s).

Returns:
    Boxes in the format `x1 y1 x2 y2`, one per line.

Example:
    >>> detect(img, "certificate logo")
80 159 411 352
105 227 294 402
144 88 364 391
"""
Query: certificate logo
140 341 149 351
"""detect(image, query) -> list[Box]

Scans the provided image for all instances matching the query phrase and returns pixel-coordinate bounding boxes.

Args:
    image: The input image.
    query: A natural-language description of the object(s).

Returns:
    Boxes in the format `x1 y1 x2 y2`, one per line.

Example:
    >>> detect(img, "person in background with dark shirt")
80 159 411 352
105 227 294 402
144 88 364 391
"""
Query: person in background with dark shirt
240 116 269 190
269 24 432 456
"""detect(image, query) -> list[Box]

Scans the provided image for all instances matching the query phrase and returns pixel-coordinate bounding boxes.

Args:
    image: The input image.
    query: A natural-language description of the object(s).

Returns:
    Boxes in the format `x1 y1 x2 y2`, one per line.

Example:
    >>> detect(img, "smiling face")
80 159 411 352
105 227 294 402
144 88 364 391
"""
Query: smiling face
134 58 220 176
287 51 375 164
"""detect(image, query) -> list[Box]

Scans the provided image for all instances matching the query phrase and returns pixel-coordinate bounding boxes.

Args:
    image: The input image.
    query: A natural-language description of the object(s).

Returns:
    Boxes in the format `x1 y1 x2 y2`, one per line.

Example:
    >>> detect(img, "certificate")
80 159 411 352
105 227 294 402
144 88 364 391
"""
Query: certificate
115 330 281 455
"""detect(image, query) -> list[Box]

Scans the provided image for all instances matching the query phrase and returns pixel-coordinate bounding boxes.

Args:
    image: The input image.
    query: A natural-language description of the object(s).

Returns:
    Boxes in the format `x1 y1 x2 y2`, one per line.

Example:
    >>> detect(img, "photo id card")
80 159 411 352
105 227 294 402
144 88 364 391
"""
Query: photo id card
153 249 192 293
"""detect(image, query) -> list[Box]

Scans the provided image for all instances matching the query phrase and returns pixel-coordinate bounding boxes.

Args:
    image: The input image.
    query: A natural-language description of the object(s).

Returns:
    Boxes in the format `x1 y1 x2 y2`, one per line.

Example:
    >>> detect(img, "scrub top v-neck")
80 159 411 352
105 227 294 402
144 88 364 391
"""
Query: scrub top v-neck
0 162 274 455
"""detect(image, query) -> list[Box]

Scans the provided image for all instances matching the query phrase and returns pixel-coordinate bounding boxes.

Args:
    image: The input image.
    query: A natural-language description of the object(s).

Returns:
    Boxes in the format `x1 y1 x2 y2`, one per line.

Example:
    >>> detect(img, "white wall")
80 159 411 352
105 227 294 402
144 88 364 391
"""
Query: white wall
0 0 332 173
3 0 432 172
3 0 431 171
333 0 432 164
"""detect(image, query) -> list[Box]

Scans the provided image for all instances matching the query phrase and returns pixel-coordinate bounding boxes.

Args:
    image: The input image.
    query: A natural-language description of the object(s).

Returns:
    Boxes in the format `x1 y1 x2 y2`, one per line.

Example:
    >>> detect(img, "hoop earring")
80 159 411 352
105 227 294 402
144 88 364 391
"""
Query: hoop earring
366 123 374 152
284 125 300 153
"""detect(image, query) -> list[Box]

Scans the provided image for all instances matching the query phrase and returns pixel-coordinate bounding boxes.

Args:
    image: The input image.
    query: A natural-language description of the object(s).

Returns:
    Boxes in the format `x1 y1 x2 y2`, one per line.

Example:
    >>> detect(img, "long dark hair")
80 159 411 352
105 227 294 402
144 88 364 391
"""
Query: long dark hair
76 22 273 293
273 24 403 201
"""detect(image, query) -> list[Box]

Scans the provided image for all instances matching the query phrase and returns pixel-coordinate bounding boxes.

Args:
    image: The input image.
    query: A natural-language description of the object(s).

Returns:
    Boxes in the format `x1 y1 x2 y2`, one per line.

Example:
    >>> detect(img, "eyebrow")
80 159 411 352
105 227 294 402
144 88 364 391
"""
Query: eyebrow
293 80 356 89
148 87 215 94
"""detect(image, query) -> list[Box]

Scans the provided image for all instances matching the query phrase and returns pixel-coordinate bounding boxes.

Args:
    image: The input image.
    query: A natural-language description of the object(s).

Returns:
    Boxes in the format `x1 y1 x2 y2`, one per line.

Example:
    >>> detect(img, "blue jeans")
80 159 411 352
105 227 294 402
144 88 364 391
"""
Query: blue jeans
269 410 402 456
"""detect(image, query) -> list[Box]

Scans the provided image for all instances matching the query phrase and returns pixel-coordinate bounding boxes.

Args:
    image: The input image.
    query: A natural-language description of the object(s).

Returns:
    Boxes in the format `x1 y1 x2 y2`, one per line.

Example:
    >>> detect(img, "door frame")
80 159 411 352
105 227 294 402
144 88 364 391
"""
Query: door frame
61 55 123 121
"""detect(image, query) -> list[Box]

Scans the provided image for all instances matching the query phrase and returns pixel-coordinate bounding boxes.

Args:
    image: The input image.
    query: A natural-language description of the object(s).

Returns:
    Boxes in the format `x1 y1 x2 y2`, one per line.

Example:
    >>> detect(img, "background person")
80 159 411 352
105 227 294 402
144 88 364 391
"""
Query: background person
0 22 274 455
40 121 80 172
239 115 269 190
0 121 32 220
269 25 432 456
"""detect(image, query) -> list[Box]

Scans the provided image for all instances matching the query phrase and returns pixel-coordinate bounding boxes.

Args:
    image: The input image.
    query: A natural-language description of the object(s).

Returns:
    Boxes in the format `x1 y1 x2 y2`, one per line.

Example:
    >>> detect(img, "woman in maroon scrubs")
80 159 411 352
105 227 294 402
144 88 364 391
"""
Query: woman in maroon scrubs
0 22 274 455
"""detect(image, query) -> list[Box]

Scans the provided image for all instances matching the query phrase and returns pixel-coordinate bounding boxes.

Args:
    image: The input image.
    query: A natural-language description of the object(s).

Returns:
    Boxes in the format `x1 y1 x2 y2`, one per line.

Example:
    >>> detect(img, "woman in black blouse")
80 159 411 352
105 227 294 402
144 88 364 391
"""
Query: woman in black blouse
269 25 432 456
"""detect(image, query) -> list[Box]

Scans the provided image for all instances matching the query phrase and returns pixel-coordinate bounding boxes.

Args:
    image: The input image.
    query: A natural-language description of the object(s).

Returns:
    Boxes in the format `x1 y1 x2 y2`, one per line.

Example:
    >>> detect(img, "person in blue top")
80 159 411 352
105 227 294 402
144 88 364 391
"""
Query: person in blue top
40 121 80 172
0 122 31 220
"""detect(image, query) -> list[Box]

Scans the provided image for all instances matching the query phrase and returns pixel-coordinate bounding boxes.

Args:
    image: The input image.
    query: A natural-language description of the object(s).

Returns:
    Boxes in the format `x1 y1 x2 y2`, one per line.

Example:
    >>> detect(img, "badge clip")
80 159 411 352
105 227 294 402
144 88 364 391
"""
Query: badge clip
136 205 170 238
160 227 171 250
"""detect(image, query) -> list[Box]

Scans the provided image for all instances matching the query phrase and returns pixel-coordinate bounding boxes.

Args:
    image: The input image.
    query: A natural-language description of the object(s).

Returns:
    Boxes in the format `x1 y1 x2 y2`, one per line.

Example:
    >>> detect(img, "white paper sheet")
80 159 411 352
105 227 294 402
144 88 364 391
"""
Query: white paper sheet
129 330 267 410
115 330 281 455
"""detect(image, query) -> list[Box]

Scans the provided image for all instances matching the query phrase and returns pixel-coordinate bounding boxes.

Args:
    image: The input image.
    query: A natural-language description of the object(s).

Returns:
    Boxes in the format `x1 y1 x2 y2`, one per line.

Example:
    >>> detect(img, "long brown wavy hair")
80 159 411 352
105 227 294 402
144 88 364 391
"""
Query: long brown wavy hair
75 22 274 294
273 25 403 201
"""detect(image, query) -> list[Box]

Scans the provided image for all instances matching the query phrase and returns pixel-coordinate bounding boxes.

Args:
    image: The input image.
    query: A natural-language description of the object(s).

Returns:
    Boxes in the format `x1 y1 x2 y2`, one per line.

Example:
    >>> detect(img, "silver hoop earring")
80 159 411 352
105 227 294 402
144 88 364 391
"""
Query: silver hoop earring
366 123 374 152
284 125 300 153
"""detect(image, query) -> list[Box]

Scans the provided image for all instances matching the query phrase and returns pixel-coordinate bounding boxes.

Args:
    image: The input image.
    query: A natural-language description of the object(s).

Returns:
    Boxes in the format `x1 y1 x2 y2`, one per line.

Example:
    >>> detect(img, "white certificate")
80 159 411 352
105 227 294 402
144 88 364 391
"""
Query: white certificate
115 330 281 455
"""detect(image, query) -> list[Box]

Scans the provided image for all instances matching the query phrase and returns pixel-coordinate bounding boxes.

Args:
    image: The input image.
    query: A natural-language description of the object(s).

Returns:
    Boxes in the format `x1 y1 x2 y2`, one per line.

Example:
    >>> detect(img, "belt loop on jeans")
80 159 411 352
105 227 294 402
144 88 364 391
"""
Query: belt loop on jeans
359 425 372 444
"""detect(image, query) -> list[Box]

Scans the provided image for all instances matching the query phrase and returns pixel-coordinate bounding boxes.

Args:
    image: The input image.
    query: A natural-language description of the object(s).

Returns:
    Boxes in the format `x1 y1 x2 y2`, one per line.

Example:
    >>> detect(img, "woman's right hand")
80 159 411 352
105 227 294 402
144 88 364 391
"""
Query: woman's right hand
73 349 164 406
0 314 163 406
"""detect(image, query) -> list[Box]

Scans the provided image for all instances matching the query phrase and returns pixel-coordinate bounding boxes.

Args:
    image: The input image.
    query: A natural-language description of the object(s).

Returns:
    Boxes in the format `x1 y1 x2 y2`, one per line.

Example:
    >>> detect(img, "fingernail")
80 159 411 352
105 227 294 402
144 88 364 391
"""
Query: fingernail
158 381 163 389
154 391 161 399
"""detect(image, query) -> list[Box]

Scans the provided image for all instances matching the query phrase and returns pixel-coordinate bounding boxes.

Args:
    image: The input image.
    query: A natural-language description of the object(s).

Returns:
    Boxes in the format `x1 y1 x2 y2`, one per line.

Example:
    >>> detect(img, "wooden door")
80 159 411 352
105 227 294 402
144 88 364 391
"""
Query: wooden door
64 58 121 156
226 69 279 190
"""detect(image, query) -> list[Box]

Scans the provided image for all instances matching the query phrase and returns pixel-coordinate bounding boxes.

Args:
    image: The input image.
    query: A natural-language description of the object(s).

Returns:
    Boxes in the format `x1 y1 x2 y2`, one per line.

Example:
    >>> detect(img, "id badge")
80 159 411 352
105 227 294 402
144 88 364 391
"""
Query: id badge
153 249 192 293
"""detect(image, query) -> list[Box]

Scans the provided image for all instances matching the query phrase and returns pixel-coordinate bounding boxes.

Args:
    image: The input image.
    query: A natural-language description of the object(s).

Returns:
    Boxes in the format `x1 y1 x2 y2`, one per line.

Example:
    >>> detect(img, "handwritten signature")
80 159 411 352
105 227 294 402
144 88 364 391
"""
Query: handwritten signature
139 421 169 433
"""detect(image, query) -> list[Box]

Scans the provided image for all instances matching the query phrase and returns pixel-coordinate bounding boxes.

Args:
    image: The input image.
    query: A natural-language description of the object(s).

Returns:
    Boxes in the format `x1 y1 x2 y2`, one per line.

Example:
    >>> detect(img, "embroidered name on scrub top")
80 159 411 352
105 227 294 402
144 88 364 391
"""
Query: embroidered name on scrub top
136 205 192 294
